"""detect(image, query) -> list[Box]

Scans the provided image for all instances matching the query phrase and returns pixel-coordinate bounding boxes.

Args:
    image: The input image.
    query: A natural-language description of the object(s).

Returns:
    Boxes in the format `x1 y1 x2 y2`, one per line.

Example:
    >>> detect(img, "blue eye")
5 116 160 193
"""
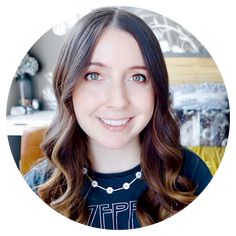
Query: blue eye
85 72 100 80
129 74 146 82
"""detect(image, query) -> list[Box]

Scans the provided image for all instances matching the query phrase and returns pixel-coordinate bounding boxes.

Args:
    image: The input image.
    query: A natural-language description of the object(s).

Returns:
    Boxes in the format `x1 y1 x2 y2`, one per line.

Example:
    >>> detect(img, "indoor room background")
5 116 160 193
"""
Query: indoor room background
6 7 229 175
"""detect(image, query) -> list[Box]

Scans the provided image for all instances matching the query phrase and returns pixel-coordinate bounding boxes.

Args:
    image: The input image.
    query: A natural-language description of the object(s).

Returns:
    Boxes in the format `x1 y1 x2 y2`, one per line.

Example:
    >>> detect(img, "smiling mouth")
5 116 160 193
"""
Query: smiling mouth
99 117 133 127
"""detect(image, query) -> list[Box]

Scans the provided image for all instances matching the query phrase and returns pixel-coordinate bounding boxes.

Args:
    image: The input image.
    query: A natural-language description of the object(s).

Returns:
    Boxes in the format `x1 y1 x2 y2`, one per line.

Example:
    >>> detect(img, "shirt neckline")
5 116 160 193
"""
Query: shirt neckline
91 164 141 179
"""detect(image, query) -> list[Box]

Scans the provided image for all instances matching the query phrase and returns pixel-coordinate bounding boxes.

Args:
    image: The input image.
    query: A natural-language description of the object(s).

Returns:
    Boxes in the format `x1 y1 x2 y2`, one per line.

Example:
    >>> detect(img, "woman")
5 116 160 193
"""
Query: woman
25 7 212 229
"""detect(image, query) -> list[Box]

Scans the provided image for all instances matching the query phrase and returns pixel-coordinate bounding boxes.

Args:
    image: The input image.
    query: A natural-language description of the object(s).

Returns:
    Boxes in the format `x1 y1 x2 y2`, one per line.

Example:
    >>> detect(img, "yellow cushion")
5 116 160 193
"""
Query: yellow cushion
188 146 225 175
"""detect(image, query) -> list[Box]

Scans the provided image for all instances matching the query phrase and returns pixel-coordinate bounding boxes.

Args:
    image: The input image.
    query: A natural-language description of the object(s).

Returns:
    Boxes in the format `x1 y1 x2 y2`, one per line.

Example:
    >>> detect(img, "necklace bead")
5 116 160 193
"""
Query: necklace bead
91 180 98 187
106 187 114 194
136 171 142 178
82 167 88 174
123 182 130 190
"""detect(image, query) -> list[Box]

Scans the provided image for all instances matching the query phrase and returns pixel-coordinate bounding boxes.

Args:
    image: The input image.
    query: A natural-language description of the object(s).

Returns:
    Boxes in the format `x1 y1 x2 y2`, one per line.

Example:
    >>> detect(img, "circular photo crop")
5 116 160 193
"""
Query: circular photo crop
6 6 229 230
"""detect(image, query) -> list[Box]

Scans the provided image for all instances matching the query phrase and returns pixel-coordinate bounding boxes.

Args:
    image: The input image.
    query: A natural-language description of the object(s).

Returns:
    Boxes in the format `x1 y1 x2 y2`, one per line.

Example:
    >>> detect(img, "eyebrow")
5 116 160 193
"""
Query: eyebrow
88 62 148 71
88 62 108 68
129 65 147 70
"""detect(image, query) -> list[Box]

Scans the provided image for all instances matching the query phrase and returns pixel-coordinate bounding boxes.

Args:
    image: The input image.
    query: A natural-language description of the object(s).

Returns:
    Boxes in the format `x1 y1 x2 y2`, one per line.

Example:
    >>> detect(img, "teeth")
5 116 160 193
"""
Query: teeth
101 118 130 126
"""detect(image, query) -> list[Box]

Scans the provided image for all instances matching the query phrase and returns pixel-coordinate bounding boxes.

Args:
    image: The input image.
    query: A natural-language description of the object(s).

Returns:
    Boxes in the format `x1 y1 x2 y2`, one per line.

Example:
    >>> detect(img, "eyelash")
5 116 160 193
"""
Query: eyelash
84 72 147 83
85 72 101 81
129 74 146 83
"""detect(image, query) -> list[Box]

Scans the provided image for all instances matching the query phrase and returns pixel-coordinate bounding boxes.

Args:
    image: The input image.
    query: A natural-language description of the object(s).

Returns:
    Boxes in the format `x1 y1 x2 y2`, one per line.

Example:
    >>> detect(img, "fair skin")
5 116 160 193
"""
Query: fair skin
72 27 155 173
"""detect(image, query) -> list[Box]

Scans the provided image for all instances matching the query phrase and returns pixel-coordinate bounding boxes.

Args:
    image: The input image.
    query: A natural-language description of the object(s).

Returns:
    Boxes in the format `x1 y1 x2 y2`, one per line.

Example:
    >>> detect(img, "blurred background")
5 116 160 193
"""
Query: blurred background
6 7 229 175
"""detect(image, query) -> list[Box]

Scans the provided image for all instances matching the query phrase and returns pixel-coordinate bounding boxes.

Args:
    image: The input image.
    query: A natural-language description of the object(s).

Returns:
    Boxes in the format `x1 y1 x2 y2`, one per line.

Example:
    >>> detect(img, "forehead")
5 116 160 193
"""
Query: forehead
89 27 145 66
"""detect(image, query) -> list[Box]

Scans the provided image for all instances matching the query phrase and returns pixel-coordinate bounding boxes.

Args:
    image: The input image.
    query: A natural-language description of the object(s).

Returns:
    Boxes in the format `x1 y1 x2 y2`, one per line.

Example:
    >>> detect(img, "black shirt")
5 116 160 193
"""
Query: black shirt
24 148 212 229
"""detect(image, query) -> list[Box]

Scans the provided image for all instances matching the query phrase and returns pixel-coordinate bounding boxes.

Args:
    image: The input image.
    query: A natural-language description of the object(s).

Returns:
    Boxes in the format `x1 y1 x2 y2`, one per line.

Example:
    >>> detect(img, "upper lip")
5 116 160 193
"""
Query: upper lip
97 117 133 120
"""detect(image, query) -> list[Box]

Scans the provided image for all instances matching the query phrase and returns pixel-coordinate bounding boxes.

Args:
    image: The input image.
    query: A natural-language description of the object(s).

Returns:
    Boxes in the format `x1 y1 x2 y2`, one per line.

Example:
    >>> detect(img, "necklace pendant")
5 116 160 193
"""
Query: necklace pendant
106 187 114 194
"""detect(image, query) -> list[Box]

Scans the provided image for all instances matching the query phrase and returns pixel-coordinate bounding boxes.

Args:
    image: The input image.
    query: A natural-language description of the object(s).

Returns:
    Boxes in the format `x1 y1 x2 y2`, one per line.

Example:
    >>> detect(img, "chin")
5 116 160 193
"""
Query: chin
98 138 131 150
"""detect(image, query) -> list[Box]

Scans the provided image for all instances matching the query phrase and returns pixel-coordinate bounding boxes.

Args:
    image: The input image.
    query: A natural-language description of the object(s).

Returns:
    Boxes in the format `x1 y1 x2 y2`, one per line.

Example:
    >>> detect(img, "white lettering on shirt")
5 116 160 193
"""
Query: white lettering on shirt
87 200 137 229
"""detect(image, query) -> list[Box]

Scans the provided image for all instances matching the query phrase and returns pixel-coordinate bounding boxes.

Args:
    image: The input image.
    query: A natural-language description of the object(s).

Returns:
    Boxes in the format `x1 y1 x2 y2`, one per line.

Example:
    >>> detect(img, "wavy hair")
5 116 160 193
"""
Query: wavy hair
37 7 196 226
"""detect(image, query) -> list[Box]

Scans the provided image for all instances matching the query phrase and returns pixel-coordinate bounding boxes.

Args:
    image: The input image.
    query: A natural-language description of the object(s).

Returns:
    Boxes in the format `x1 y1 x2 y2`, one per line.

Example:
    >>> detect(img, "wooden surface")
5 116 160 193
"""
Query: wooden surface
165 57 224 84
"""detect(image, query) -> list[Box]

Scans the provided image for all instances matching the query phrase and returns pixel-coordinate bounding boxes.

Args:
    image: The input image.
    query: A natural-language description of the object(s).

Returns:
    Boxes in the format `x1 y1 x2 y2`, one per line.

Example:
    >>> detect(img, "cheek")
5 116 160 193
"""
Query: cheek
131 86 155 115
72 88 88 122
144 97 155 120
72 88 103 121
73 95 91 118
142 92 155 124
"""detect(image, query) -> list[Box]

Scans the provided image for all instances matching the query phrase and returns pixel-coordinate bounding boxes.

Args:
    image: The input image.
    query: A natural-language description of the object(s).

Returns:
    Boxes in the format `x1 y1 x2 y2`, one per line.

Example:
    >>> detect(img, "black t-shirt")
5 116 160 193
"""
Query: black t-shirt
24 148 212 229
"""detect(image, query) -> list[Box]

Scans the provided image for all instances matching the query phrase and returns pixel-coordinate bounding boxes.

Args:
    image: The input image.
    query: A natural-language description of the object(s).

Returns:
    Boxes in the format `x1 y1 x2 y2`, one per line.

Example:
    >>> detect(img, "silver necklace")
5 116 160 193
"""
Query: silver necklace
82 167 143 194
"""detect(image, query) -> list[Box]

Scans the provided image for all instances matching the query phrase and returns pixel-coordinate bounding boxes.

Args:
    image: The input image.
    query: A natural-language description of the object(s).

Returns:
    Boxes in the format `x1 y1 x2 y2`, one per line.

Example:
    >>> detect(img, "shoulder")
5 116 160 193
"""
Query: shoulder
181 147 213 195
24 159 51 193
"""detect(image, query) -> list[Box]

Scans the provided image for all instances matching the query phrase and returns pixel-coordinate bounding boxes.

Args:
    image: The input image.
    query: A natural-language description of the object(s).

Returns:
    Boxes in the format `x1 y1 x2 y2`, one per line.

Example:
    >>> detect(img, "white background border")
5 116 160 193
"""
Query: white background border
0 0 235 235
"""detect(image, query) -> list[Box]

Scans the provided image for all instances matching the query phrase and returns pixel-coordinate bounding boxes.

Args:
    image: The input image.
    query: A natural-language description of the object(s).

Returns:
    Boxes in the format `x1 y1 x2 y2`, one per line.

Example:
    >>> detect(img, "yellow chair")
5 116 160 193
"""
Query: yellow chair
188 146 225 175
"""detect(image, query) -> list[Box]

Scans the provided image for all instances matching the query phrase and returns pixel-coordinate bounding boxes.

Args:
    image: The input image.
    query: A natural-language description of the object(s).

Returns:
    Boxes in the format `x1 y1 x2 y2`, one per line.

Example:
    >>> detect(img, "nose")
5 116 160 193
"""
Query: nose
106 81 130 109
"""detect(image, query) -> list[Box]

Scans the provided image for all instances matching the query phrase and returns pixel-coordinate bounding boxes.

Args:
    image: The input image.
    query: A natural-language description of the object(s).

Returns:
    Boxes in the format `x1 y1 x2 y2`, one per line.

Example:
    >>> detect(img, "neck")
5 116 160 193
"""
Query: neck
88 138 141 173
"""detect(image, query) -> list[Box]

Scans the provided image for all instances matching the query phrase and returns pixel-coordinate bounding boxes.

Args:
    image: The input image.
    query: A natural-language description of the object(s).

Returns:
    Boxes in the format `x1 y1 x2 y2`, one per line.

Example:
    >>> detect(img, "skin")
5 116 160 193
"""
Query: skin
72 27 155 173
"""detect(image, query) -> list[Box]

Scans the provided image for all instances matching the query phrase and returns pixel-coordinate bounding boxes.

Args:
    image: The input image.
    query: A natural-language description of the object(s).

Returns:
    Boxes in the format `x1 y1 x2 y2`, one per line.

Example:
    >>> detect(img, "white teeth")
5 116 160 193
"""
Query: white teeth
100 118 130 126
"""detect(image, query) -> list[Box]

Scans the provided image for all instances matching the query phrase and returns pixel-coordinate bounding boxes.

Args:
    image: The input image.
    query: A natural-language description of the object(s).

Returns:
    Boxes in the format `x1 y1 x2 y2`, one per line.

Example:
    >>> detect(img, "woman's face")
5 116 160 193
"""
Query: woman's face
72 27 155 149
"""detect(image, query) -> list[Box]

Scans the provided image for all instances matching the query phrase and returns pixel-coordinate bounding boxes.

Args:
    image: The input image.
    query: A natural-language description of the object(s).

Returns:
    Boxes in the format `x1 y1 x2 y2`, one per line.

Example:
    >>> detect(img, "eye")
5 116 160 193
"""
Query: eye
129 74 146 83
85 72 100 81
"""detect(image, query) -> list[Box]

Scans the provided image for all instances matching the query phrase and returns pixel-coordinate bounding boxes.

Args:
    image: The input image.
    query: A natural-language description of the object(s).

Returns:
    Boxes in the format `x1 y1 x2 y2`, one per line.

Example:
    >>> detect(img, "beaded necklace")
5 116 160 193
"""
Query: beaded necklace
82 167 143 194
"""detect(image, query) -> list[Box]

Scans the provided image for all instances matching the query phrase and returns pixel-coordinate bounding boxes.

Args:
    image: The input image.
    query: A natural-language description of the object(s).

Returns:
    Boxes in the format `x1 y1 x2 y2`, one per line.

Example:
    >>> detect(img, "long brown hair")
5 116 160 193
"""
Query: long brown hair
38 7 196 226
